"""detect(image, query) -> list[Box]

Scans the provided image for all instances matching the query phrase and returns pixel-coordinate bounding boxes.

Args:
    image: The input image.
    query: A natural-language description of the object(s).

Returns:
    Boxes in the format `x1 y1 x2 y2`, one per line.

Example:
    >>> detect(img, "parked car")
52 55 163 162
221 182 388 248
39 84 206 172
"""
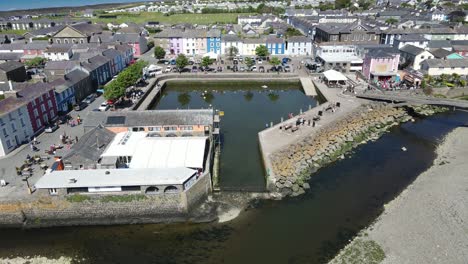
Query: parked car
158 59 169 64
83 94 96 104
239 66 245 72
238 57 244 62
233 59 239 64
217 66 223 72
44 123 59 133
232 65 238 72
192 65 198 72
98 102 110 111
170 59 176 65
73 102 88 111
282 57 292 64
259 66 265 72
250 66 258 72
284 65 291 72
258 59 263 64
164 66 172 73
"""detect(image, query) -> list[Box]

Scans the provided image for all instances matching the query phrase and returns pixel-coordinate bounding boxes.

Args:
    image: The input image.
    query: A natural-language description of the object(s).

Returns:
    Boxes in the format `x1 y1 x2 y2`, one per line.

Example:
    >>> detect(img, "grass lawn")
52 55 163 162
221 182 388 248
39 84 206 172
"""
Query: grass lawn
93 12 255 25
0 29 28 35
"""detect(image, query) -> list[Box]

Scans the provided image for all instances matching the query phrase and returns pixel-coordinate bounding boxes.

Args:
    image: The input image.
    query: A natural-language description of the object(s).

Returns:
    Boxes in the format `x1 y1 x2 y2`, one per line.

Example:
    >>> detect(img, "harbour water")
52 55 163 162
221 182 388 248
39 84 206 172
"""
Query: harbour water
0 82 467 263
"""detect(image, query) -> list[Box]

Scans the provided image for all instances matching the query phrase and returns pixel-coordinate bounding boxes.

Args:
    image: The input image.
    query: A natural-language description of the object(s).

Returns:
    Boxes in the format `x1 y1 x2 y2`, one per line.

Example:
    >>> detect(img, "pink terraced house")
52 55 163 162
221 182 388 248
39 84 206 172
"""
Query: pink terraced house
362 48 400 82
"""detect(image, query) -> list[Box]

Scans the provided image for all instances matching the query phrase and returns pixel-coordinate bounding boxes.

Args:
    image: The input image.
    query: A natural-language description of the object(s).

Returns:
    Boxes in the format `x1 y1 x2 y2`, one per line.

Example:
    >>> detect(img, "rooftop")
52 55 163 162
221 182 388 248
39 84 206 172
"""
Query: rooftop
34 167 197 189
0 61 24 72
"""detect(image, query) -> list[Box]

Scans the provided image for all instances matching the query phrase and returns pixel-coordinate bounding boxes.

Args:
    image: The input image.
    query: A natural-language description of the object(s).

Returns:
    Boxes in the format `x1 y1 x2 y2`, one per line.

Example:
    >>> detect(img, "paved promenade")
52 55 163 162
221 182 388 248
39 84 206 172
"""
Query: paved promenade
258 79 364 189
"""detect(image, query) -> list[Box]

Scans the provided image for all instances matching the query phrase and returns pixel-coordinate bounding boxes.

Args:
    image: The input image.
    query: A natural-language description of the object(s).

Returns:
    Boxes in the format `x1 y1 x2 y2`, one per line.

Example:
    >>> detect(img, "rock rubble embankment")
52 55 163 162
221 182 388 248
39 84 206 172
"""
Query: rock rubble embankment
269 103 412 197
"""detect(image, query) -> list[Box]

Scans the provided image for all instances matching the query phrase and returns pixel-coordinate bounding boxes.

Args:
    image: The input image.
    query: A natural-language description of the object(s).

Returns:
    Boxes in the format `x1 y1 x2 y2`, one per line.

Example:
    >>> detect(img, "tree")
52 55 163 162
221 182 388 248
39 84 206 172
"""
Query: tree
270 57 281 67
175 54 188 71
255 45 269 58
147 41 155 50
201 56 213 67
104 60 148 100
225 46 239 60
24 57 46 68
285 27 303 37
335 0 351 8
154 46 166 59
385 18 398 25
245 57 255 68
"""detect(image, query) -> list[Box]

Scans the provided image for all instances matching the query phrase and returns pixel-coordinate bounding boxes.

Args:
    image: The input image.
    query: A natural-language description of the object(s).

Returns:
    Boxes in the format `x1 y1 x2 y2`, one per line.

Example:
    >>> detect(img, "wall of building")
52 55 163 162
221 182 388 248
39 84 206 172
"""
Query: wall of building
0 106 34 157
0 180 213 228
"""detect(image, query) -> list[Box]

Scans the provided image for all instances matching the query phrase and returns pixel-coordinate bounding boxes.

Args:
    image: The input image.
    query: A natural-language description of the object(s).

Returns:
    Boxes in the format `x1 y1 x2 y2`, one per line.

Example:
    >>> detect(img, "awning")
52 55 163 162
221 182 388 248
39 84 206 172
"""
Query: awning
323 69 347 81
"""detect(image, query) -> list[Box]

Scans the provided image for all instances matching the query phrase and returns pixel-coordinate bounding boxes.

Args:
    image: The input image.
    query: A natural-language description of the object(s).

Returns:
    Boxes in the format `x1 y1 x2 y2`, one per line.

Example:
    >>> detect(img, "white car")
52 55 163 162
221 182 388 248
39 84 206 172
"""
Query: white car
98 102 110 111
258 59 263 64
164 66 172 73
250 66 258 72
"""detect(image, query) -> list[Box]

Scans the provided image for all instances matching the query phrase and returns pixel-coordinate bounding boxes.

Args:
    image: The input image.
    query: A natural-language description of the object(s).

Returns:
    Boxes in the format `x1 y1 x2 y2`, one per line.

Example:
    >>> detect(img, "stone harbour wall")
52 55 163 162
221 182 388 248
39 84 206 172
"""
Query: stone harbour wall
0 176 214 228
269 103 412 197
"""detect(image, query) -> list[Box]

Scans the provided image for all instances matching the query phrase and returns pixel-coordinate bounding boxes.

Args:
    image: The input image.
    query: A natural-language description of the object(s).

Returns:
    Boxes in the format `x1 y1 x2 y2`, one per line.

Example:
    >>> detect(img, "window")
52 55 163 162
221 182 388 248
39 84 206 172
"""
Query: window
8 113 13 121
181 126 193 131
49 188 58 195
50 110 54 119
20 118 25 127
421 56 425 59
2 128 7 137
11 123 16 132
48 100 52 108
164 126 177 131
148 127 161 131
36 119 41 128
18 108 22 116
33 109 39 118
0 118 3 125
41 104 46 112
6 140 11 148
38 96 43 103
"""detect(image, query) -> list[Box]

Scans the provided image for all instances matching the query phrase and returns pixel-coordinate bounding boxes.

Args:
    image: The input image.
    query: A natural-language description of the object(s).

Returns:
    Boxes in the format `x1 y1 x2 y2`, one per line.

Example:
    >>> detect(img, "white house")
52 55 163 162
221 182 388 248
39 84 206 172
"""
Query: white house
221 35 243 56
420 58 468 76
44 45 73 61
399 45 434 70
241 38 264 55
286 36 312 56
238 15 262 25
0 101 34 157
393 34 430 49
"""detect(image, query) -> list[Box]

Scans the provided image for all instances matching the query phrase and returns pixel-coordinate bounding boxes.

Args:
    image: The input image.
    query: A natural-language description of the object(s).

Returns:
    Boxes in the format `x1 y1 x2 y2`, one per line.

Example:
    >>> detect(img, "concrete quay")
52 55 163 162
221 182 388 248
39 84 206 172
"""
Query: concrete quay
300 77 317 96
258 80 364 191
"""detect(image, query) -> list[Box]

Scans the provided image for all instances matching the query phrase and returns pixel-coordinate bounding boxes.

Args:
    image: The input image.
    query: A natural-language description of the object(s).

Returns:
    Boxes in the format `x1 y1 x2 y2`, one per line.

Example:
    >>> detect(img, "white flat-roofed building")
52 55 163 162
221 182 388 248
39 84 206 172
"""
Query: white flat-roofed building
100 131 208 170
315 44 363 73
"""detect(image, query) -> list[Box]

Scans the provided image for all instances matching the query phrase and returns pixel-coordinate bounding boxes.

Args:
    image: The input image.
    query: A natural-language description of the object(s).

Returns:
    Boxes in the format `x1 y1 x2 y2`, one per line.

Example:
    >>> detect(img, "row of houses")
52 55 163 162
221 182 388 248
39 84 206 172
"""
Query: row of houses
0 42 134 157
154 29 313 56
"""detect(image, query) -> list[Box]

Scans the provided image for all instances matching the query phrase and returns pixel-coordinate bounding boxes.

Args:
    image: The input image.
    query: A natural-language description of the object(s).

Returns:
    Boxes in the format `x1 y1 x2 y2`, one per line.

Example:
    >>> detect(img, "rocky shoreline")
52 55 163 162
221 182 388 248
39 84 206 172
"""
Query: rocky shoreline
269 103 413 197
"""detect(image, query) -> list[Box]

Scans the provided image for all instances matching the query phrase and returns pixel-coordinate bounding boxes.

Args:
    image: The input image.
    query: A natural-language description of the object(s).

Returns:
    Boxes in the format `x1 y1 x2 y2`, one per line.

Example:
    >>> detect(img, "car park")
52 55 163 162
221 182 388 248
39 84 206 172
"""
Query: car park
98 102 110 111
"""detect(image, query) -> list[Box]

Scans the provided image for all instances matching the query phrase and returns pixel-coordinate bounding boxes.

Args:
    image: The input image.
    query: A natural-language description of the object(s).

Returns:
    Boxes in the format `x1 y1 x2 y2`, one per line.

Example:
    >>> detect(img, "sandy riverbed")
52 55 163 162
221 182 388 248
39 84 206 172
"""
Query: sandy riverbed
330 127 468 264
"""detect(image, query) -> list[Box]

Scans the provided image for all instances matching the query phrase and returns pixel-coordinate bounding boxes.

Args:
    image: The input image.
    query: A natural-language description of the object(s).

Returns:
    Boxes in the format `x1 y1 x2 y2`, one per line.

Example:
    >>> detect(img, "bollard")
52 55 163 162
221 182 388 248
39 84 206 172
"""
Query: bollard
270 122 273 127
281 117 284 122
309 105 311 110
300 108 303 114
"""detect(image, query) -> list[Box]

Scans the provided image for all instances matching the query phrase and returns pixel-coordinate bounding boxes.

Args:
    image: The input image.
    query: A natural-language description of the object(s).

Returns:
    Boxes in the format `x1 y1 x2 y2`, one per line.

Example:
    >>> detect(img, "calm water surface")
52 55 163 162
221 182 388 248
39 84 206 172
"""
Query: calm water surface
0 0 143 11
1 83 467 263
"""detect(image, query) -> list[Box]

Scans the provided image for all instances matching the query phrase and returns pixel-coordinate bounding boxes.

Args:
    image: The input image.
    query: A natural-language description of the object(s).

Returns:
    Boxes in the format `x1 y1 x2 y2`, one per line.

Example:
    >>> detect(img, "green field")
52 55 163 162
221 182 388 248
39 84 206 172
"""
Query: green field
93 12 255 25
0 29 28 35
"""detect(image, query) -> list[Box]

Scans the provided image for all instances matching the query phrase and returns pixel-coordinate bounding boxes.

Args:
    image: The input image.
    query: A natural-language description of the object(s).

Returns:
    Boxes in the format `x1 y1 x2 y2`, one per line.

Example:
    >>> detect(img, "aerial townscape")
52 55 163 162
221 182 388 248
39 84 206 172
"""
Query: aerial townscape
0 0 468 263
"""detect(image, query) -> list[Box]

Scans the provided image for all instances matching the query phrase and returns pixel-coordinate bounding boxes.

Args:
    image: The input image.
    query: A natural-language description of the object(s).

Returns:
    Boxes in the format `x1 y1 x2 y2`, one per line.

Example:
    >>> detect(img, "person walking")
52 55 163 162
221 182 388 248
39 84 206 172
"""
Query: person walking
33 137 37 145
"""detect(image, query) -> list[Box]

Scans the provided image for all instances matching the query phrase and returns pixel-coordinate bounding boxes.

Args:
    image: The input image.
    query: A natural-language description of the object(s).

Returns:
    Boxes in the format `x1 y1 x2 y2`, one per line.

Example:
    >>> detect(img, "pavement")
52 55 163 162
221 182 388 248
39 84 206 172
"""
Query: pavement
0 96 105 199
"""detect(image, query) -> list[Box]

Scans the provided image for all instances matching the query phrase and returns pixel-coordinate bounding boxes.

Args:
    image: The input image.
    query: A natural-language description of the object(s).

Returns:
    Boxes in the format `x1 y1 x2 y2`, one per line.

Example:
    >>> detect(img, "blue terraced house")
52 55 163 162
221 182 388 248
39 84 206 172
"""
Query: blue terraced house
266 36 285 55
206 29 222 54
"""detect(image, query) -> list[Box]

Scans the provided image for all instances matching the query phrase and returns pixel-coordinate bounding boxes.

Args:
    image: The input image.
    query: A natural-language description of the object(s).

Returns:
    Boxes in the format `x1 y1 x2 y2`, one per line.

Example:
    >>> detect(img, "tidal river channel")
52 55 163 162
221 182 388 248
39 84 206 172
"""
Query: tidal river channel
0 82 468 264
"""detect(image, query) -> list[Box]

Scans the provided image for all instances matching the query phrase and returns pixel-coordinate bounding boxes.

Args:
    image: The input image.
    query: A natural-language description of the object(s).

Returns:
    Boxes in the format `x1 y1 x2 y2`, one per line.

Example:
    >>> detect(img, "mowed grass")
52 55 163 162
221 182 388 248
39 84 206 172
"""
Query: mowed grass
93 12 255 24
0 29 28 35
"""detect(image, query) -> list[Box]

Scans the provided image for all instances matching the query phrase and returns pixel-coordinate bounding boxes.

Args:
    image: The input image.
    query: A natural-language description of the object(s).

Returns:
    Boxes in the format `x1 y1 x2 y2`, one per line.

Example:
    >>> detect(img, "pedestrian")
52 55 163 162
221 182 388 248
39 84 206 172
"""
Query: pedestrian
33 137 37 145
313 121 316 127
75 136 78 142
59 134 63 141
30 143 34 151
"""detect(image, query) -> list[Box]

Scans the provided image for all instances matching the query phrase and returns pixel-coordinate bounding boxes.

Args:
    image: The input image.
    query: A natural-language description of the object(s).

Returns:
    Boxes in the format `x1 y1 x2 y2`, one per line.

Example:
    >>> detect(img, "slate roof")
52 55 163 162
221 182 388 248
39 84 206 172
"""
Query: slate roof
0 53 22 61
427 40 452 49
45 44 72 53
400 44 425 56
0 61 24 72
83 109 214 129
266 36 284 44
81 54 109 71
423 58 468 68
397 34 428 42
64 69 89 84
287 36 311 43
25 26 65 37
61 125 115 165
45 61 80 71
429 48 452 58
366 48 399 58
0 82 54 114
70 23 103 36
